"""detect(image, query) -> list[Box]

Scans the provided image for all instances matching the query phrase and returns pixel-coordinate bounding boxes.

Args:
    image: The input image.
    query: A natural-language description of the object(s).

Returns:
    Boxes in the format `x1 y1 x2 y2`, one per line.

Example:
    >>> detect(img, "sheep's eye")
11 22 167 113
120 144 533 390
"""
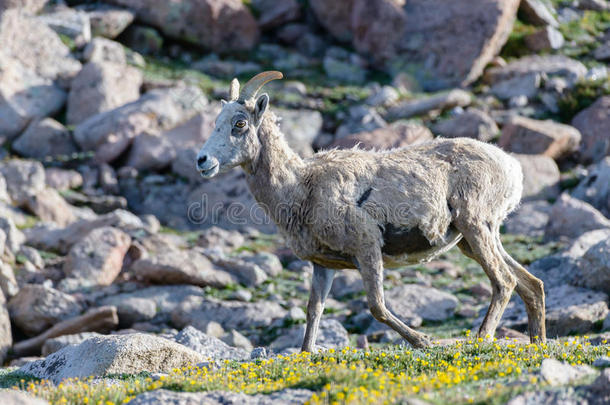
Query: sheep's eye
235 120 246 128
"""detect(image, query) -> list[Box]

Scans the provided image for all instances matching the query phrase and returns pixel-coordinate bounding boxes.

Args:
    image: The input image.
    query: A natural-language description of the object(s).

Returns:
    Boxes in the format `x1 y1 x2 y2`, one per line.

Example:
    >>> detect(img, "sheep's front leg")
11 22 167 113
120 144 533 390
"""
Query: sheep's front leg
357 249 431 348
301 264 335 352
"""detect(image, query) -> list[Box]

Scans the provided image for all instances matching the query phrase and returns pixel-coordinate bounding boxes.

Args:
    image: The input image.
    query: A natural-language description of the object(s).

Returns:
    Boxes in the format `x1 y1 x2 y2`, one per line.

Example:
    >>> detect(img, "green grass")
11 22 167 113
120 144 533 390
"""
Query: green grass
501 20 538 59
4 338 608 405
0 368 38 389
558 77 610 121
140 57 222 95
15 215 39 230
558 10 610 58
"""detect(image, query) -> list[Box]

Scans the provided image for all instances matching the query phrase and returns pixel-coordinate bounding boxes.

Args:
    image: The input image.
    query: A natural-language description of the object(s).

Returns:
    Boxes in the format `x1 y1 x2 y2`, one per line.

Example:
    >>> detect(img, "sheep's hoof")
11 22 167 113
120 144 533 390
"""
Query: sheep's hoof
410 335 432 348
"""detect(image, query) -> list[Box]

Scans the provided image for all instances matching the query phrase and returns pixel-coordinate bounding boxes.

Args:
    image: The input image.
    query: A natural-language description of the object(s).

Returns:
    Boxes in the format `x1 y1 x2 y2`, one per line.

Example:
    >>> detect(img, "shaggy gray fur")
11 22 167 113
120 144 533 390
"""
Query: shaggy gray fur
196 72 546 349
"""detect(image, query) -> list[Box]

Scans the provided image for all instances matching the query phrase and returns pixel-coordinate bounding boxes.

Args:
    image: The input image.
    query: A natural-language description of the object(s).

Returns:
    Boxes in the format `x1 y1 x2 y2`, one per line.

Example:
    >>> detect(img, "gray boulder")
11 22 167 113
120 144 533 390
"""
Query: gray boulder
125 131 175 171
172 297 287 331
270 319 349 352
0 216 25 254
106 0 259 52
12 118 78 159
0 0 49 14
83 37 127 64
132 250 236 288
0 9 81 83
572 157 610 217
540 358 596 386
99 285 205 325
24 188 77 227
173 326 249 360
63 226 132 290
0 260 19 298
385 284 458 322
197 226 245 251
37 7 91 47
221 329 253 351
74 86 206 163
275 108 322 157
332 122 433 151
501 284 609 336
0 55 66 141
67 61 142 125
252 0 300 30
572 96 610 164
504 200 551 237
506 388 592 405
323 54 367 84
391 0 520 88
184 170 274 232
20 333 205 384
100 295 156 327
486 55 586 87
202 250 268 287
8 284 83 336
331 271 364 299
0 288 12 364
24 209 144 254
312 0 520 89
127 389 312 405
524 26 564 52
0 159 46 205
387 89 471 119
490 72 540 100
81 4 135 39
528 229 610 289
335 105 386 138
519 0 559 27
545 193 610 241
41 332 103 356
499 116 581 160
45 168 83 191
577 239 610 294
432 108 499 142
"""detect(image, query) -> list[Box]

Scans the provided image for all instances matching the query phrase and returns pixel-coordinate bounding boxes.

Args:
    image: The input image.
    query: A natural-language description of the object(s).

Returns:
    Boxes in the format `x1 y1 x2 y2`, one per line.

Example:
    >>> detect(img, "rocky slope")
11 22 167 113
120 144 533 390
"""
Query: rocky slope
0 0 609 404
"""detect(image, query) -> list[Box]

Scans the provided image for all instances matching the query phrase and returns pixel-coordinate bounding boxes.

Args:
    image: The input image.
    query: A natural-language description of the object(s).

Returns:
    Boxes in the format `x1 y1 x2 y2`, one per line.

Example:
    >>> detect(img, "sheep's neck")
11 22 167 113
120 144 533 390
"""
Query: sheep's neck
246 115 305 231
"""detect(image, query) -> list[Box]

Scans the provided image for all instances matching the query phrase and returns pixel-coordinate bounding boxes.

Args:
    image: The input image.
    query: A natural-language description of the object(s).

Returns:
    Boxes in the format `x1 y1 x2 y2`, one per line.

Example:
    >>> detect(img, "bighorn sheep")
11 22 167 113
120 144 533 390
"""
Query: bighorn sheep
196 71 546 350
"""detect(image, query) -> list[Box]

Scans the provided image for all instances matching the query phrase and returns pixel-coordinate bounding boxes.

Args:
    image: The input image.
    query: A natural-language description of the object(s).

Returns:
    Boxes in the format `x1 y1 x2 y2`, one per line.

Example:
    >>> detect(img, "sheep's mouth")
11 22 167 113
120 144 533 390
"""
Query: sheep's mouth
199 163 219 178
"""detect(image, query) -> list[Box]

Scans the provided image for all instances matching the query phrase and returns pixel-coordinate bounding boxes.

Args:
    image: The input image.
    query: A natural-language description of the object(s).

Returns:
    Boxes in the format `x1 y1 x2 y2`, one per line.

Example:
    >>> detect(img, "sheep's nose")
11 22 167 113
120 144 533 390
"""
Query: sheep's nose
197 155 207 166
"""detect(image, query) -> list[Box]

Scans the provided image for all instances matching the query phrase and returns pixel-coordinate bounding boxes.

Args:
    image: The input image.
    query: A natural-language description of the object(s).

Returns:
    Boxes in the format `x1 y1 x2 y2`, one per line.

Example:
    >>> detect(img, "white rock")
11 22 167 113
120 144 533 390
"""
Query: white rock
545 193 610 241
126 388 312 405
270 319 349 351
20 333 205 384
540 358 596 386
63 226 132 290
67 61 142 125
8 284 83 336
174 326 249 360
0 159 46 205
83 37 127 65
0 288 12 364
37 8 91 47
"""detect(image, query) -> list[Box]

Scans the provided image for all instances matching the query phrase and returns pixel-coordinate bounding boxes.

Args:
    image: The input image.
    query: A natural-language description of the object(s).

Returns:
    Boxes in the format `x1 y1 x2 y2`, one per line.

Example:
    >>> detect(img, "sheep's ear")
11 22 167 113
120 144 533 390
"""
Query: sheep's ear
221 99 227 106
254 93 269 124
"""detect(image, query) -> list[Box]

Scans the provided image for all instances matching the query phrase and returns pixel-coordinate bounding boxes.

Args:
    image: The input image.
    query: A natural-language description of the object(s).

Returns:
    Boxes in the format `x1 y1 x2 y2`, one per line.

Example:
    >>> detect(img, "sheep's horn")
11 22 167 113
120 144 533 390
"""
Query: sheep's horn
238 71 283 103
229 78 240 101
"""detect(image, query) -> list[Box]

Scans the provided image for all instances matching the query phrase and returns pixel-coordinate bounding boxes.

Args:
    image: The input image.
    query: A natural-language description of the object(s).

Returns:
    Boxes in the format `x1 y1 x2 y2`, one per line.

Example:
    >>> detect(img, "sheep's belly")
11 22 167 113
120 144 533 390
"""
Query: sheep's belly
381 226 462 268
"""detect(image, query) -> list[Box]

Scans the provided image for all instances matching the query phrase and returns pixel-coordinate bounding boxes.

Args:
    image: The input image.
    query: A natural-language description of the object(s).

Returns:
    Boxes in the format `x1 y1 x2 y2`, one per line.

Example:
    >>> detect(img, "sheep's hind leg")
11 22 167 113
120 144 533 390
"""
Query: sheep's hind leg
357 249 431 348
457 225 517 340
495 235 546 343
301 265 335 352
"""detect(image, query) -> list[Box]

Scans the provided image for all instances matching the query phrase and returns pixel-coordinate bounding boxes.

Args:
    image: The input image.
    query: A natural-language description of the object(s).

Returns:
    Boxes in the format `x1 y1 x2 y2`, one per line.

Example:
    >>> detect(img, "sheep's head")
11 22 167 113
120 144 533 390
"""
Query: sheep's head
196 71 283 178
